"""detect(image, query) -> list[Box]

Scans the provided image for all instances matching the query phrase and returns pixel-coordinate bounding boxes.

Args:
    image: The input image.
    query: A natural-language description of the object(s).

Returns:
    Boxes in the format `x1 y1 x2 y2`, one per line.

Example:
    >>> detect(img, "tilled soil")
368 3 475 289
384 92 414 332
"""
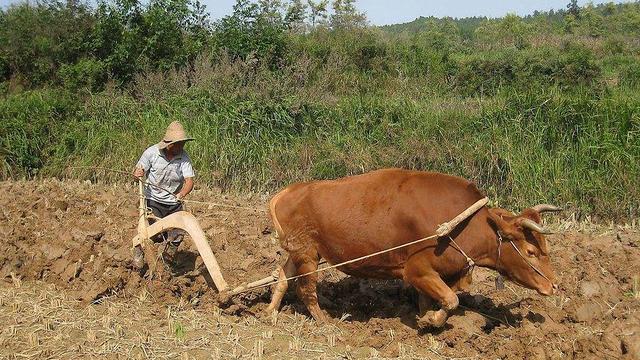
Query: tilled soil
1 179 639 359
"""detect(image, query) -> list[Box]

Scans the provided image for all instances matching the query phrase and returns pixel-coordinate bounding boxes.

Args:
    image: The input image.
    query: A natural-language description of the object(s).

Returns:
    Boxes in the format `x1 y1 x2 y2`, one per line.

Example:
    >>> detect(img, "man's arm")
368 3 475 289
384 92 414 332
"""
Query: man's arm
133 147 153 178
176 177 194 200
176 154 195 201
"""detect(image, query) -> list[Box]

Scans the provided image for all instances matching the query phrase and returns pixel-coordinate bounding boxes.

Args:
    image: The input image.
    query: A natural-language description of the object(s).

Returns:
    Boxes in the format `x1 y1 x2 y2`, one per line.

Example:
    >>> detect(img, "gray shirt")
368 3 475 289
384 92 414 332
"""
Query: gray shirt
136 145 195 205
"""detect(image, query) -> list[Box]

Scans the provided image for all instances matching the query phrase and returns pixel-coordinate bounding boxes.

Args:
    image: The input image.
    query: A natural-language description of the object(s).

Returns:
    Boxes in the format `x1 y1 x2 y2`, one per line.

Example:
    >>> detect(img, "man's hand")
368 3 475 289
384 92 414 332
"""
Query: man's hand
133 166 145 179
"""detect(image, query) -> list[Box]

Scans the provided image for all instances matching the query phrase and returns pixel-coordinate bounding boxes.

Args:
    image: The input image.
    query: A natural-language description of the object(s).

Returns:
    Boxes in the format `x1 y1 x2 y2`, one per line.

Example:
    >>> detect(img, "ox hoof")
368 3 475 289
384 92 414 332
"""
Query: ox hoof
311 312 330 325
216 291 232 305
416 310 447 329
260 309 280 325
261 307 277 318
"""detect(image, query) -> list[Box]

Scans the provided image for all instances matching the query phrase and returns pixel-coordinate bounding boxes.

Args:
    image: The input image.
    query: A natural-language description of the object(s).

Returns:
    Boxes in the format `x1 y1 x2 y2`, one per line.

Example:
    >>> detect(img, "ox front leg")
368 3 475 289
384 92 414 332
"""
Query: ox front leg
406 265 458 329
418 293 435 318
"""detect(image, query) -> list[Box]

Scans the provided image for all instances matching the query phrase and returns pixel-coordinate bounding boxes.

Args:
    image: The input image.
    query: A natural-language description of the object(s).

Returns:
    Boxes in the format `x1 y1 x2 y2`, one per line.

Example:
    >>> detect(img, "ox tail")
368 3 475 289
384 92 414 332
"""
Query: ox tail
268 188 290 239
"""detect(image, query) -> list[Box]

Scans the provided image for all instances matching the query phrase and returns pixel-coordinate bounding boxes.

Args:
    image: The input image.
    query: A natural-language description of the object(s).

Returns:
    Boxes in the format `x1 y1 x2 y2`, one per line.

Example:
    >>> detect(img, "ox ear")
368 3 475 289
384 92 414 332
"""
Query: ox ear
487 208 521 241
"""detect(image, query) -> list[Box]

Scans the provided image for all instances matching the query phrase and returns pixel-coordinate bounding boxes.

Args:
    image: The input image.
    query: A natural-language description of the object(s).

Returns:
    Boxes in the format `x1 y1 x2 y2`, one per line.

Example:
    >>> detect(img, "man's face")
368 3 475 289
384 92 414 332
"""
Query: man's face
166 142 185 156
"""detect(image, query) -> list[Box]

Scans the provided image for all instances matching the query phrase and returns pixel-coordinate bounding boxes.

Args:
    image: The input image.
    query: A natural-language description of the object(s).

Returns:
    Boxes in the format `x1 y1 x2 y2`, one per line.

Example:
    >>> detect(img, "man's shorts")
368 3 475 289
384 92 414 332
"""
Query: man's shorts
146 199 183 218
146 199 184 243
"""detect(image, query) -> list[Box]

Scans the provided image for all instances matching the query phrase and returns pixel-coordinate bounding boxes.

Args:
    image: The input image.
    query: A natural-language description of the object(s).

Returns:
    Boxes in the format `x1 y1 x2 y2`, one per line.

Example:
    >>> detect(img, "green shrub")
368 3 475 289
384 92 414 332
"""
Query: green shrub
556 41 601 86
620 61 640 87
602 36 628 55
0 90 77 175
58 59 107 91
451 50 518 95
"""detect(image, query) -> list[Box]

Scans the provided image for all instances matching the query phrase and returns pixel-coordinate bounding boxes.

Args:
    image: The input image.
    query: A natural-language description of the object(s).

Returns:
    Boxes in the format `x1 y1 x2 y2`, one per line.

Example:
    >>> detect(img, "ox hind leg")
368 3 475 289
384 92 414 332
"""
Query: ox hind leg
406 260 458 329
290 248 327 323
266 249 327 323
265 257 295 314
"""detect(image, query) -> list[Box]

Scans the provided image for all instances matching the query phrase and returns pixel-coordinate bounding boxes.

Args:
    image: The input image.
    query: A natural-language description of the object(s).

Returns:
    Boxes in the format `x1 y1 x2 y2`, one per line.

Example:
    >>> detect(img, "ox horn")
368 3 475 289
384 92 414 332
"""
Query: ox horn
519 219 553 234
532 204 562 213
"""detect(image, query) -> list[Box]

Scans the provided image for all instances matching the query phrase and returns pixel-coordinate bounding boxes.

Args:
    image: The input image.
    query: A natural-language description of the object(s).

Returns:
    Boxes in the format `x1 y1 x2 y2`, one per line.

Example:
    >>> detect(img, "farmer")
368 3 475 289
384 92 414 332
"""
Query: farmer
132 121 195 269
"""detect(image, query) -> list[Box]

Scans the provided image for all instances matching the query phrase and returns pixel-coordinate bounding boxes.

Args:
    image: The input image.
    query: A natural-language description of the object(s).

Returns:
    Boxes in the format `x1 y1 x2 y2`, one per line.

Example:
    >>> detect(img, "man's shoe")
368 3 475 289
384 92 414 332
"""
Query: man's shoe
132 246 145 269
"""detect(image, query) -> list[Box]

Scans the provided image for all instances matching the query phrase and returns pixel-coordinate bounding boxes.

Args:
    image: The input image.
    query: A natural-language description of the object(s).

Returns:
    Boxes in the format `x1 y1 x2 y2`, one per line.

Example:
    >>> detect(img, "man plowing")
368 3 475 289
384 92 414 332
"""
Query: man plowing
131 121 195 270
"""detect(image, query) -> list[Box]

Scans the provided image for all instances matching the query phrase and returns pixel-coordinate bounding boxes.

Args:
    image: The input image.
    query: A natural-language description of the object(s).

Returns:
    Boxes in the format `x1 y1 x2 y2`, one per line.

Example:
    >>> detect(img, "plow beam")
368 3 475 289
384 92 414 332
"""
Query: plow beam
132 211 228 291
229 274 277 297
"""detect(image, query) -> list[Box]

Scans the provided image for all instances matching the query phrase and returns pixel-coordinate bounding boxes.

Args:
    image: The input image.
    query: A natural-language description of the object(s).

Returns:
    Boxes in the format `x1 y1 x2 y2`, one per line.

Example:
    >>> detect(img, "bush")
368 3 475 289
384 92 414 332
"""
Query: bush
0 54 9 83
451 50 518 95
58 59 107 91
556 41 601 86
602 36 628 55
620 61 640 87
451 44 602 96
0 90 77 175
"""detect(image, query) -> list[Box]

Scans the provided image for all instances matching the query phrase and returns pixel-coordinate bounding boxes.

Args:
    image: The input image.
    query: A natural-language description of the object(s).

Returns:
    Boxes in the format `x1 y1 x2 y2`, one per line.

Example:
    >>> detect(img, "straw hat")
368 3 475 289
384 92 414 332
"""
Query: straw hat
158 121 194 150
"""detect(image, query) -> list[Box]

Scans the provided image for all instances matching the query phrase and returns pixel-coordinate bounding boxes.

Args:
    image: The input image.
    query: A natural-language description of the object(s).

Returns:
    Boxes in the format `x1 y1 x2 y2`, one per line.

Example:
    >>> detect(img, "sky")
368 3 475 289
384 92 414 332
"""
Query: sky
0 0 632 25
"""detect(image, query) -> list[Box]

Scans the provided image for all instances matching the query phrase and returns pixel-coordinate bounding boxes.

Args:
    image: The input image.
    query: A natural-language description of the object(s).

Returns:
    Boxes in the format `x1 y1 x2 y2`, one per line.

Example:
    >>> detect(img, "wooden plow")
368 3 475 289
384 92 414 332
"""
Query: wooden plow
131 180 228 291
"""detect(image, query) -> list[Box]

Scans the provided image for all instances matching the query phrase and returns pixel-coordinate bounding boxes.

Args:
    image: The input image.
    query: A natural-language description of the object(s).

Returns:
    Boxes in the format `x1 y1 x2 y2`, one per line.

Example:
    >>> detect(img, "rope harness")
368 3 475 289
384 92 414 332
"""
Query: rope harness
446 235 475 270
495 231 554 287
230 205 555 296
507 236 554 285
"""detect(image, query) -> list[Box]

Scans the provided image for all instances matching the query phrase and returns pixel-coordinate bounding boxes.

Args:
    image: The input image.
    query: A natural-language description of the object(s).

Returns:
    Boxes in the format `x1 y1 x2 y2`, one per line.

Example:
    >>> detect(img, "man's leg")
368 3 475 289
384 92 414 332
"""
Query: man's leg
132 200 171 269
161 202 184 265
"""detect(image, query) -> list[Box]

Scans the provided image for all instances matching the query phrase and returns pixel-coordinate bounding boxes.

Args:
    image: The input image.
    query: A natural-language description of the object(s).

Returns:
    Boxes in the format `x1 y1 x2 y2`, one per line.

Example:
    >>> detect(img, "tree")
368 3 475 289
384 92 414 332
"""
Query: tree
567 0 580 19
307 0 328 28
213 0 288 63
419 18 461 53
285 0 307 32
578 4 604 37
258 0 283 25
602 2 617 16
0 0 95 86
330 0 366 30
474 14 530 49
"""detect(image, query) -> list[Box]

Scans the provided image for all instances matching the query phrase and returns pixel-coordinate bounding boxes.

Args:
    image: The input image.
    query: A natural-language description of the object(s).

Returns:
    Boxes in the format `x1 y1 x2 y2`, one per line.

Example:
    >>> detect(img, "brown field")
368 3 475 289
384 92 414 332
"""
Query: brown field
1 179 639 359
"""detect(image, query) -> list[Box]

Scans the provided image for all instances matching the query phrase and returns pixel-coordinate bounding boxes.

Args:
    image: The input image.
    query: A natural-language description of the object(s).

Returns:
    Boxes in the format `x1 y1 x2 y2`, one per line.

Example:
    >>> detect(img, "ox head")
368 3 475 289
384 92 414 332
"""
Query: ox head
488 204 562 296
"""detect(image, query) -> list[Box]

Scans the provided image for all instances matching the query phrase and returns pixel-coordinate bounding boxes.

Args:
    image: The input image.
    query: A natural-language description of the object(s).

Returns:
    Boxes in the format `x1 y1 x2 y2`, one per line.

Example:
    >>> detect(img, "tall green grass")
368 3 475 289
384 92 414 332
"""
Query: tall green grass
1 78 637 219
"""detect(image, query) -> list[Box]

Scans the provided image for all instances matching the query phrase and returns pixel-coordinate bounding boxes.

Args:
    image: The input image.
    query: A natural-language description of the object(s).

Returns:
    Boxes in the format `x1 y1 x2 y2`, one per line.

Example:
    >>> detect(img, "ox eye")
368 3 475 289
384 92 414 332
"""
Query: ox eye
526 249 537 258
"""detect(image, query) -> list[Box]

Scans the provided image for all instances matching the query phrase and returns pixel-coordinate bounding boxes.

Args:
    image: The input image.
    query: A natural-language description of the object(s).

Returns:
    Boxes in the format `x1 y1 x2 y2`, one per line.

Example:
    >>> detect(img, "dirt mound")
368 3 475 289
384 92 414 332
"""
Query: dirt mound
1 179 639 359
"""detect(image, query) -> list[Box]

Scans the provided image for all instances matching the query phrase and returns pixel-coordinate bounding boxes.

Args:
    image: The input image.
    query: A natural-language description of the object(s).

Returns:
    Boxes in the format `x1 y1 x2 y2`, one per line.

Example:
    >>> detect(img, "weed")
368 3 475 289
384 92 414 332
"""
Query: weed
173 322 186 340
625 276 639 299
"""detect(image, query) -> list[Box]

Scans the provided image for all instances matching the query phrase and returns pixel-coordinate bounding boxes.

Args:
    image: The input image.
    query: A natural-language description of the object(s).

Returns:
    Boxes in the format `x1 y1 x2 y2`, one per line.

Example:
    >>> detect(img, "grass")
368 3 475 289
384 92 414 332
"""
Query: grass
0 52 639 220
1 85 638 220
173 321 187 340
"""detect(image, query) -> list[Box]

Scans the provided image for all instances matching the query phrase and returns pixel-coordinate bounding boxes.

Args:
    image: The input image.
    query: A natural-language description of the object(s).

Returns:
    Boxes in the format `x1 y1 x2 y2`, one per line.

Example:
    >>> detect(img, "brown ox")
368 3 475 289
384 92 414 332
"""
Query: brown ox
266 168 560 328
